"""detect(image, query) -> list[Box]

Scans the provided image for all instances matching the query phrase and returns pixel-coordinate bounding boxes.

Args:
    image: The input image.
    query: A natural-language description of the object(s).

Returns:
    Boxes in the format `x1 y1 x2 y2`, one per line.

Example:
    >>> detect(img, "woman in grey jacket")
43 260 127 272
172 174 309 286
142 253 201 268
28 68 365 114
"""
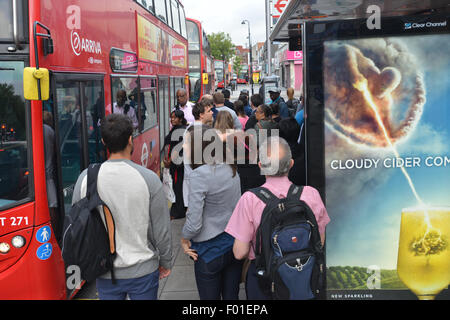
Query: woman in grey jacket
181 125 243 300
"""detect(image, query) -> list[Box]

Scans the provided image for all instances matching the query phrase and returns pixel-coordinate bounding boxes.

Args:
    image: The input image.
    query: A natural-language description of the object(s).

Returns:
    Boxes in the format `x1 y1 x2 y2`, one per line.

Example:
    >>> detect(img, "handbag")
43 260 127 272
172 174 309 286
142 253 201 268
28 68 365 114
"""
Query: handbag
162 167 176 203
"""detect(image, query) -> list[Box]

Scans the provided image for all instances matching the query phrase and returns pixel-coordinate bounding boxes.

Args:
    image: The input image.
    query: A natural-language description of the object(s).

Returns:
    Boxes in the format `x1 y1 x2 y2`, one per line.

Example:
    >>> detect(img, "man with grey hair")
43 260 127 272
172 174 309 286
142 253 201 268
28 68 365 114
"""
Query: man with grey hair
258 136 292 176
225 136 330 300
173 88 195 124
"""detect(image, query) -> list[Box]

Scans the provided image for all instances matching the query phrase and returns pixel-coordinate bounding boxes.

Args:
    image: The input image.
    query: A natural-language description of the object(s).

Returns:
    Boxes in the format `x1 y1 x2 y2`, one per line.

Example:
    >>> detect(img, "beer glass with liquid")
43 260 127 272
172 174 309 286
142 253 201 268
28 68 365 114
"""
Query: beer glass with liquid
397 207 449 300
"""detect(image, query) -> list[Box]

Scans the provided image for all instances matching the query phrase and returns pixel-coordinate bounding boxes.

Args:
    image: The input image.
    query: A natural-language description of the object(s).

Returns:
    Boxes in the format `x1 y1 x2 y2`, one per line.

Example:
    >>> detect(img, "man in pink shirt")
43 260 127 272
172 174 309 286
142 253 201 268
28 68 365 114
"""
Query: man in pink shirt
173 89 195 125
225 136 330 300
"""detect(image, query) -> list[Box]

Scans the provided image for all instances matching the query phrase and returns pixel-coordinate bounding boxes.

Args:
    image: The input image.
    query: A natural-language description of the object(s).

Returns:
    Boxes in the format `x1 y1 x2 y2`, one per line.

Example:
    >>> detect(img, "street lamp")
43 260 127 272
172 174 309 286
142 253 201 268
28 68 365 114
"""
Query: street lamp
241 19 254 95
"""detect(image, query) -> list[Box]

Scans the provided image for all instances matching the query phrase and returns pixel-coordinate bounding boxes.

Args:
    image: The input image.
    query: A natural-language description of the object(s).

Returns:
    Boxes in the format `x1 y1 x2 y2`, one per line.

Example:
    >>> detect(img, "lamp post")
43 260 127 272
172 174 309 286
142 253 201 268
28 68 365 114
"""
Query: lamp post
265 0 272 76
241 19 254 95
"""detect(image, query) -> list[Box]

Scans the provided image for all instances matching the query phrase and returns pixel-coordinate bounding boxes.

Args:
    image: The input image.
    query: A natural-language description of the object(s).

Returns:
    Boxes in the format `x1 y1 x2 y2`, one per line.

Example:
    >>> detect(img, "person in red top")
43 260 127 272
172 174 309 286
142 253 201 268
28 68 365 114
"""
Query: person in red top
225 136 330 300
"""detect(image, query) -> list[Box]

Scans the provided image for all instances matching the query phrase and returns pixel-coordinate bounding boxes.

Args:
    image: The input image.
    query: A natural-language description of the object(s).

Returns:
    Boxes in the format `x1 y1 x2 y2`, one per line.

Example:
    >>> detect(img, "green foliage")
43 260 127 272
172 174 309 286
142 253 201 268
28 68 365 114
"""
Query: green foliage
208 32 235 62
233 55 244 75
326 266 408 290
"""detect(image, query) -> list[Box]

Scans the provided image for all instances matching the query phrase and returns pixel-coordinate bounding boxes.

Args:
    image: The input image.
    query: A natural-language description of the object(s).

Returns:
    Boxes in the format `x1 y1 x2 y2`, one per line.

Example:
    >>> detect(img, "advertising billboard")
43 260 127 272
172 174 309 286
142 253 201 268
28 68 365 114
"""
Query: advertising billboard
304 14 449 300
137 14 187 68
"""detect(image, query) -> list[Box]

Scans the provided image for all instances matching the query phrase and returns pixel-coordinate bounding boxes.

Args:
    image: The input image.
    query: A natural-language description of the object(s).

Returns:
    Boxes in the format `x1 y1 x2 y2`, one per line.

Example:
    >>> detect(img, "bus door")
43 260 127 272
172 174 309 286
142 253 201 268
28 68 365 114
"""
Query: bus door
50 74 105 225
158 76 170 165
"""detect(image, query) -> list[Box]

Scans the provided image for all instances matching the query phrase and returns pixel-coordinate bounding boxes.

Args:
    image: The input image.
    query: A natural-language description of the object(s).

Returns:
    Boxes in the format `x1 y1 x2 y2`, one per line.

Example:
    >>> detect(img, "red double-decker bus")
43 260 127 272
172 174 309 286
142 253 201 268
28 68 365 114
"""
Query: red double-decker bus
214 59 230 89
186 18 215 103
0 0 188 299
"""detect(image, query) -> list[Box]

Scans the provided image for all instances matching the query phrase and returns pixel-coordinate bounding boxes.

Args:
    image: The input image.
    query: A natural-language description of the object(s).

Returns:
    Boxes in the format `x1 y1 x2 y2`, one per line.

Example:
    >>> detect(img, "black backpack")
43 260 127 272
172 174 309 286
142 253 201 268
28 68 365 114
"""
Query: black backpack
286 99 299 117
61 163 116 283
250 184 325 300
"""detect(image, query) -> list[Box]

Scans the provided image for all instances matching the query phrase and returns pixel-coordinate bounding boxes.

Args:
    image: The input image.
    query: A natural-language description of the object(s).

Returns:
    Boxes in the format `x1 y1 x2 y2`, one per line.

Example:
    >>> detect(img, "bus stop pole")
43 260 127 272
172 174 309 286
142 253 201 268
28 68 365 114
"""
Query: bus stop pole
265 0 272 76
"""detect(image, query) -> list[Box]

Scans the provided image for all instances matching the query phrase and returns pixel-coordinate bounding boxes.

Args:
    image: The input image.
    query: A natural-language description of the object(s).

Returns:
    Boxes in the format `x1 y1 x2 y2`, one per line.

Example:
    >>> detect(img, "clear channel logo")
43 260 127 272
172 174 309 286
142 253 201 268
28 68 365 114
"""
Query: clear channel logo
404 21 447 30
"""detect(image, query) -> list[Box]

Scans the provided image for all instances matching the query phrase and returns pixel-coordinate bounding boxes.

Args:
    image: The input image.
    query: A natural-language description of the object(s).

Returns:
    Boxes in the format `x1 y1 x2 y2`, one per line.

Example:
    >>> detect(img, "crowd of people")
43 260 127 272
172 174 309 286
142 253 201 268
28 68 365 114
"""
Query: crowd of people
71 85 329 300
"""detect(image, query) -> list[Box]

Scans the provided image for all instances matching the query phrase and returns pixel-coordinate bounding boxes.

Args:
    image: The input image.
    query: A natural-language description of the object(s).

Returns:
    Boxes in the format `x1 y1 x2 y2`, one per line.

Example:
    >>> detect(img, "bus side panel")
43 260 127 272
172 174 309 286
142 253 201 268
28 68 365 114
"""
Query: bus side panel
0 221 66 300
131 128 161 175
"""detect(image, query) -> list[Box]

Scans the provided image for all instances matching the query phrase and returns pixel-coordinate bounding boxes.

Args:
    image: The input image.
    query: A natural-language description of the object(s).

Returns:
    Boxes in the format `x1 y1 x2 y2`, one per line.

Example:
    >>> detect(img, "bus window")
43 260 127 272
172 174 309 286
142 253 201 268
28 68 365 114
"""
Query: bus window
111 77 139 132
158 77 169 161
154 0 167 23
139 77 158 131
83 80 105 164
171 0 180 34
136 0 154 13
179 5 187 38
177 77 184 94
0 60 30 209
186 20 200 51
189 54 200 72
0 0 13 39
171 77 184 107
166 0 173 29
170 78 176 110
0 0 28 42
189 73 201 103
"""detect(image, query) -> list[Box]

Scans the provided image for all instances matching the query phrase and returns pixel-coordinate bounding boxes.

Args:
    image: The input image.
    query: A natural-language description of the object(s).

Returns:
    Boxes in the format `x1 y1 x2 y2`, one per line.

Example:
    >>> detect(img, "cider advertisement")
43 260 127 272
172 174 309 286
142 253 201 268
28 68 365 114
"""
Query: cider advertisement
323 33 450 299
137 15 186 68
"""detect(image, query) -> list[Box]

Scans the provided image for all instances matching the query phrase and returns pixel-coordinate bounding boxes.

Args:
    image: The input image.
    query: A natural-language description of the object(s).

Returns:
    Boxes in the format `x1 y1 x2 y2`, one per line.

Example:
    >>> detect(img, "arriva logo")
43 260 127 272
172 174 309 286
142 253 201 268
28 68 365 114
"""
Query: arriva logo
66 5 102 57
71 30 82 56
70 30 102 56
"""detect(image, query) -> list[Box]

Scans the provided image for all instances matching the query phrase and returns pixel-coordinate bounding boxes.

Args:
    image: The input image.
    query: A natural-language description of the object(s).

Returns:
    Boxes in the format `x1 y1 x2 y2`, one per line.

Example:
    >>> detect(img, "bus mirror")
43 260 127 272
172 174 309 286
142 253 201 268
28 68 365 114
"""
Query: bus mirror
23 67 50 101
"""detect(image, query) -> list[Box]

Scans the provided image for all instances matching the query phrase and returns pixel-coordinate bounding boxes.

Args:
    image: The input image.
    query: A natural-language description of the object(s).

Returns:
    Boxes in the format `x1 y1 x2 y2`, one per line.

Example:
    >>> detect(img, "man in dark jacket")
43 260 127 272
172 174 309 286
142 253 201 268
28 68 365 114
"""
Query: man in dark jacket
222 89 235 111
269 88 289 119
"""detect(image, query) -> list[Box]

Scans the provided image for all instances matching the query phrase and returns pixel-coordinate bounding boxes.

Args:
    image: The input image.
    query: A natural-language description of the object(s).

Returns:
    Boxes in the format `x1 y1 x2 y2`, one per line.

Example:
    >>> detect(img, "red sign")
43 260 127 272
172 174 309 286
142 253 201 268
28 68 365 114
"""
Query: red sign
273 0 290 18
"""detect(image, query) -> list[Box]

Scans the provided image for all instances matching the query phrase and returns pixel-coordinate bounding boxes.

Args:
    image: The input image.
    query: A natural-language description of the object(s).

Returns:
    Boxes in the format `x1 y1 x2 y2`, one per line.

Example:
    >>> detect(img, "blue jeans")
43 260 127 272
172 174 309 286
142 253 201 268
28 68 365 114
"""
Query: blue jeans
194 249 243 300
96 270 160 300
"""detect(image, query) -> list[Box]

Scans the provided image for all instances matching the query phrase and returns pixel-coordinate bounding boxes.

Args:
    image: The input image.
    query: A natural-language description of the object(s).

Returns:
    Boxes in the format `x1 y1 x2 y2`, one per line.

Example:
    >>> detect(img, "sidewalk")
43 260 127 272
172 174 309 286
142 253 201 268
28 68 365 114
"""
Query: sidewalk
157 217 247 300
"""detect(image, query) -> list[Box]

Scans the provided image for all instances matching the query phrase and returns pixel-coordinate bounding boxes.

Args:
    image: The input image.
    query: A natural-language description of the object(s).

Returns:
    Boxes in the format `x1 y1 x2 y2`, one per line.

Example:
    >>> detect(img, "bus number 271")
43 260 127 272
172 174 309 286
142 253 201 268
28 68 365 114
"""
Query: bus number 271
0 216 30 227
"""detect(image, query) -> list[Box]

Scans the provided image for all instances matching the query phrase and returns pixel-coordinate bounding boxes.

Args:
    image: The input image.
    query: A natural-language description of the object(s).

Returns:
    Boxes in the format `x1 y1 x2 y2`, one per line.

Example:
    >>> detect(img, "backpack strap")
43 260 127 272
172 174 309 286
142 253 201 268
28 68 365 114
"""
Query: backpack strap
86 163 117 284
286 184 304 201
287 184 324 255
249 187 280 276
249 187 278 205
86 163 102 202
103 204 117 284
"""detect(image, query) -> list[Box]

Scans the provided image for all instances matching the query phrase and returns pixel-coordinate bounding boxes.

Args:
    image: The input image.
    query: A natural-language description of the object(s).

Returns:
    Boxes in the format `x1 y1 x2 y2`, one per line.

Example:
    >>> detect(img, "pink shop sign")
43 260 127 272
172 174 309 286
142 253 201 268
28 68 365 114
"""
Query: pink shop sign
286 50 303 61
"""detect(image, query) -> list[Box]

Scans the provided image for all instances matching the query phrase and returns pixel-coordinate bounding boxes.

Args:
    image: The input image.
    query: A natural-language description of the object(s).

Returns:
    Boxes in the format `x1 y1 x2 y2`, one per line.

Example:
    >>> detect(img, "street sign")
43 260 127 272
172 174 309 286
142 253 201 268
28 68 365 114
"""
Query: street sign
273 0 290 18
36 226 51 243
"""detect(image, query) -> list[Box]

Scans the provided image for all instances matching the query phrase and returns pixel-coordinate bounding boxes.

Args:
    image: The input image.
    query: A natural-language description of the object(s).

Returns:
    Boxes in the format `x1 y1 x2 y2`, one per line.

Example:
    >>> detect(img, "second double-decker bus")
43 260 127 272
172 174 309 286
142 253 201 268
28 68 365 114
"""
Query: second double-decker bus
186 18 215 103
0 0 188 299
237 67 249 85
214 59 230 90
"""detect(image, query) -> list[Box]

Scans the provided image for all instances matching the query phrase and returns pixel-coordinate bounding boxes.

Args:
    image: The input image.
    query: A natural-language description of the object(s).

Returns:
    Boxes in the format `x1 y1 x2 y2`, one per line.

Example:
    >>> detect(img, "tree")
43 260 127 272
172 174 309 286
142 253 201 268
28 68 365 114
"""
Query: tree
233 55 244 76
208 32 235 62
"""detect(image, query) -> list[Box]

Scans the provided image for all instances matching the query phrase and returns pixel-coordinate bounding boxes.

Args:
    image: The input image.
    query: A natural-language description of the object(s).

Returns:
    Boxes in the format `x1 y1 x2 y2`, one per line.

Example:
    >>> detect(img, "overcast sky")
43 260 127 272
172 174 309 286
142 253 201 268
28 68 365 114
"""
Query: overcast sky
182 0 268 48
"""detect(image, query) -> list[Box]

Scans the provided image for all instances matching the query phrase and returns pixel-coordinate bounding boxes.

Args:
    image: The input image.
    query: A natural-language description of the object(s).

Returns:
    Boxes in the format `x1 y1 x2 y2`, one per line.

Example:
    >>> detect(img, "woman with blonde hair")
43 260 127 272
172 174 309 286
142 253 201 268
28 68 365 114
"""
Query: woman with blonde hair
214 110 235 141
